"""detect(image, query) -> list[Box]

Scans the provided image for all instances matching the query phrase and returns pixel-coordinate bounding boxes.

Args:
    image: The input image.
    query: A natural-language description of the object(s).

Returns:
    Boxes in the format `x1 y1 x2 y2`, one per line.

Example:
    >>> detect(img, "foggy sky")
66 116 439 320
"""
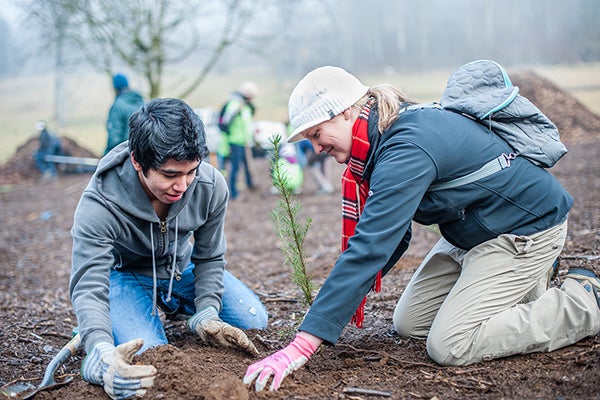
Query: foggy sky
1 0 598 78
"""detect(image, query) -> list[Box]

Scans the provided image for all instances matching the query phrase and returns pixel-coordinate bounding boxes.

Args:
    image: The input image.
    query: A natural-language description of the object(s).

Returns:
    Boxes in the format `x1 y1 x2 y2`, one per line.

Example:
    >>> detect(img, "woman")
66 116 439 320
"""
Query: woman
244 66 600 391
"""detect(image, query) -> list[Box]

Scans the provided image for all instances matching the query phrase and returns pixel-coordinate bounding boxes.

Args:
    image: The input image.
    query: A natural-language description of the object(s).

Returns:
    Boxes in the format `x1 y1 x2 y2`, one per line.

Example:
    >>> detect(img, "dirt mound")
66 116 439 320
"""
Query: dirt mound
137 344 250 400
510 69 600 144
0 137 98 185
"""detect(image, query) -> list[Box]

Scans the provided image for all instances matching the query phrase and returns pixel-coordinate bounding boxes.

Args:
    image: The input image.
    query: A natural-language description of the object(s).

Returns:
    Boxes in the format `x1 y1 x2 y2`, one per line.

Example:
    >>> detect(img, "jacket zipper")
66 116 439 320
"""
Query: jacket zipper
158 219 182 281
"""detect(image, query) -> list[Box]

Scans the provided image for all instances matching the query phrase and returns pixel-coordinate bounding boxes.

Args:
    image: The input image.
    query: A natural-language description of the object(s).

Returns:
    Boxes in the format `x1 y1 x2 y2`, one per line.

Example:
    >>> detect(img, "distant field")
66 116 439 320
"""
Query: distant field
1 63 599 164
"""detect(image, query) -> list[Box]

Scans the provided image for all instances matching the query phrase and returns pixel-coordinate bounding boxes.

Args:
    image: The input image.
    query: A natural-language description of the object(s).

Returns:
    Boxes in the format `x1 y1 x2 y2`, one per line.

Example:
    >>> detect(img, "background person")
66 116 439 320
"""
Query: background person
244 66 600 391
297 139 333 195
104 73 145 155
218 81 258 199
270 140 304 195
215 128 231 177
70 98 268 399
33 121 64 180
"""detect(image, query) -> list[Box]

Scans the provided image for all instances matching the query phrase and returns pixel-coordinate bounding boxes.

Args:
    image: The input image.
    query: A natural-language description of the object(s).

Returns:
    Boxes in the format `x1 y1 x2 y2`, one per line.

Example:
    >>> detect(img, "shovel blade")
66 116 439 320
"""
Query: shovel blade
0 382 37 397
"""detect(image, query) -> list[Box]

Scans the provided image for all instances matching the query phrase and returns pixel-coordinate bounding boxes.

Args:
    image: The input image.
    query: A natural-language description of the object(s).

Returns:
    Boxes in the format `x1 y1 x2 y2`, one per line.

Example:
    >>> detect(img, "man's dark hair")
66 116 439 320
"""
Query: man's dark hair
129 98 209 174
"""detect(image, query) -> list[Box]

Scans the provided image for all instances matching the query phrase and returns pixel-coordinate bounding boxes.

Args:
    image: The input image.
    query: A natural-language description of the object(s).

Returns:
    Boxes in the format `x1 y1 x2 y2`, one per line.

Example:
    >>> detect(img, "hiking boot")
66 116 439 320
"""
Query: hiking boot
566 268 600 309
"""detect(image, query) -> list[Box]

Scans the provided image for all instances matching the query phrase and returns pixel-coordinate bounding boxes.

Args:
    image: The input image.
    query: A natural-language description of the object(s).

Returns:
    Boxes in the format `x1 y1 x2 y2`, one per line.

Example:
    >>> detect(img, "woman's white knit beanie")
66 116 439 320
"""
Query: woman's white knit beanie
287 66 368 143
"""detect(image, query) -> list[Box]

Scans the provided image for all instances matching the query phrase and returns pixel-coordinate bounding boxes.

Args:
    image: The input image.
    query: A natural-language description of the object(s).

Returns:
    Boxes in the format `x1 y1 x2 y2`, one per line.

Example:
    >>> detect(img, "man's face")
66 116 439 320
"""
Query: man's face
131 156 200 205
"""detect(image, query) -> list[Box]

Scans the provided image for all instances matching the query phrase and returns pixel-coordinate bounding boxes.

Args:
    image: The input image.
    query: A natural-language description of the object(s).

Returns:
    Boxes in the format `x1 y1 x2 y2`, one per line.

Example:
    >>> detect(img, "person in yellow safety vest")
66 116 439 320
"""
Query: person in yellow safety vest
218 81 258 199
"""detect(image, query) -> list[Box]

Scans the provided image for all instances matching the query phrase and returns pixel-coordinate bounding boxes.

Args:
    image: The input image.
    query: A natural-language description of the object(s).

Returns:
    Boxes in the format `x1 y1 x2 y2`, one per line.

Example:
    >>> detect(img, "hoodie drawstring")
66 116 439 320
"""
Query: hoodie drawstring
150 222 158 316
166 217 178 302
149 217 179 316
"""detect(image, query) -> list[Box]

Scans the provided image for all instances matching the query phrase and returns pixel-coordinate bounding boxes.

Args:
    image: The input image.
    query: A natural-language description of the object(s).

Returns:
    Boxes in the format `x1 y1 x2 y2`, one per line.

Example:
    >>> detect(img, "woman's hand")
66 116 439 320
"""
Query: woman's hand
243 331 322 391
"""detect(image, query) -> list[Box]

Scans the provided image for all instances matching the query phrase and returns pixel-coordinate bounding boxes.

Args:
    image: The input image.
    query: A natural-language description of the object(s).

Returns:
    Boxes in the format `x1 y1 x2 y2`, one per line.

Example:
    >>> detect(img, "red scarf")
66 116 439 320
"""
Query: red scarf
341 99 382 328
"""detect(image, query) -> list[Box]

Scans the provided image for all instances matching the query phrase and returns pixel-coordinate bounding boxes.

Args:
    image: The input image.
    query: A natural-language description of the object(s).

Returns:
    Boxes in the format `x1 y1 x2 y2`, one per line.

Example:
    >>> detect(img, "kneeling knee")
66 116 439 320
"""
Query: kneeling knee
244 305 269 330
426 331 464 366
393 312 430 339
393 318 416 338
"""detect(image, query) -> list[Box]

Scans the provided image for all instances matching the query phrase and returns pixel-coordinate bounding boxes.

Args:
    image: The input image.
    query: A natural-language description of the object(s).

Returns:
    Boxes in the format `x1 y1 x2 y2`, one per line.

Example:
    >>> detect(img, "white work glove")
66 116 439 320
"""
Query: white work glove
188 306 258 355
81 339 157 399
243 331 322 391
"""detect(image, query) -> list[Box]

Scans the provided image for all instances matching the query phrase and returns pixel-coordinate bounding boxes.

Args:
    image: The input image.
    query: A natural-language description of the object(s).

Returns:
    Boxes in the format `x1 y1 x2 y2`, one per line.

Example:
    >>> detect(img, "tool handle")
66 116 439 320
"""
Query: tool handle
39 333 82 387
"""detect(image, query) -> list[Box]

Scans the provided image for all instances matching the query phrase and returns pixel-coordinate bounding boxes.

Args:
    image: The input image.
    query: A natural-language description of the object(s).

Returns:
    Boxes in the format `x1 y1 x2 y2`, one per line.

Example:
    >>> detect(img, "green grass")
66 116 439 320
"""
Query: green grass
1 63 599 164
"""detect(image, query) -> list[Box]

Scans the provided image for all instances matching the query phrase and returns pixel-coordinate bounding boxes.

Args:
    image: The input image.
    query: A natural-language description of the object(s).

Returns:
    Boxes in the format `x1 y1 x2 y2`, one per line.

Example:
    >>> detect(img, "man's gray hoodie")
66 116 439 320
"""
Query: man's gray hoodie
70 142 229 353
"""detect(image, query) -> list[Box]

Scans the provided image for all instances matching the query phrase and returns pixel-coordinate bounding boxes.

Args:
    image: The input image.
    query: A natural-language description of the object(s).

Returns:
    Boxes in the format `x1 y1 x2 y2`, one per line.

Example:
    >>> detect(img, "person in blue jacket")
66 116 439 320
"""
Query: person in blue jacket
33 121 64 179
104 73 145 155
244 66 600 391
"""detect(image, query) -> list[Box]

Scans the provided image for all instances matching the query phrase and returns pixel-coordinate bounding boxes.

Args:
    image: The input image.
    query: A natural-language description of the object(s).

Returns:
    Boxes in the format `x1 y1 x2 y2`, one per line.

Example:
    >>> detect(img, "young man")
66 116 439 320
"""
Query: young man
70 98 268 399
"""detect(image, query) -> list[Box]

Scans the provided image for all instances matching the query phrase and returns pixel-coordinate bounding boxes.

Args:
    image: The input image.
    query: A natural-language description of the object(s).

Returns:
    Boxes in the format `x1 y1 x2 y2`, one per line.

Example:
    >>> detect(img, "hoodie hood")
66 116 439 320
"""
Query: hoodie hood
116 88 144 106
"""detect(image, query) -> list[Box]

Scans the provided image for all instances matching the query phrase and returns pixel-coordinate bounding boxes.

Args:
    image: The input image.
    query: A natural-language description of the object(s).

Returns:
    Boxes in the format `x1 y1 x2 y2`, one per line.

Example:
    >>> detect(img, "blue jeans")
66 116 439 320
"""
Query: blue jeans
229 143 253 199
109 265 268 352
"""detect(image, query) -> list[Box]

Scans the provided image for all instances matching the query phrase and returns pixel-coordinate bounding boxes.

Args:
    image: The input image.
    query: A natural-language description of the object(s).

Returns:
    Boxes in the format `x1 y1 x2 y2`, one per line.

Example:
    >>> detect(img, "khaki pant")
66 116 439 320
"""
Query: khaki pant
393 221 600 366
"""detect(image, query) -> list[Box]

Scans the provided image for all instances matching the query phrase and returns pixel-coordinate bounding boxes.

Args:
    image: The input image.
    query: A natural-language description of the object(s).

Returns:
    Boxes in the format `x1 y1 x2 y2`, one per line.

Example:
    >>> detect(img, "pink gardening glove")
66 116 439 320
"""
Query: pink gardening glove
243 331 322 391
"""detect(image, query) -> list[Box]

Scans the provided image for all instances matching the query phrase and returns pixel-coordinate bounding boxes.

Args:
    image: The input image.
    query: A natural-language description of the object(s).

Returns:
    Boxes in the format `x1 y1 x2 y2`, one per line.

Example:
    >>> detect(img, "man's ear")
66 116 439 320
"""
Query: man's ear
130 152 142 172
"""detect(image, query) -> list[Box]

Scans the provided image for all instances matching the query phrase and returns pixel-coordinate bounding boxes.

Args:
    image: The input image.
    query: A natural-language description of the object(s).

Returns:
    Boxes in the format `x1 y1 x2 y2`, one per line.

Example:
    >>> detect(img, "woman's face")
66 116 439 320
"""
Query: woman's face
300 108 356 164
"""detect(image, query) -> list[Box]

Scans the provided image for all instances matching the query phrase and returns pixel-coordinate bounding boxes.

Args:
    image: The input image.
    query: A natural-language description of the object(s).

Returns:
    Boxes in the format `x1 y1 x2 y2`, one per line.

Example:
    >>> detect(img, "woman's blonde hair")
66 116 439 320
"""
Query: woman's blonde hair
357 84 414 133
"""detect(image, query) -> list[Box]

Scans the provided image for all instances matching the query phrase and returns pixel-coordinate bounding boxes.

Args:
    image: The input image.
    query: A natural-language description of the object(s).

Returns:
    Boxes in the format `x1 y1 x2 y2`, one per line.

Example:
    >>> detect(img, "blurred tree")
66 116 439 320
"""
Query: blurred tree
0 16 10 76
75 0 261 99
18 0 76 126
15 0 600 102
19 0 265 99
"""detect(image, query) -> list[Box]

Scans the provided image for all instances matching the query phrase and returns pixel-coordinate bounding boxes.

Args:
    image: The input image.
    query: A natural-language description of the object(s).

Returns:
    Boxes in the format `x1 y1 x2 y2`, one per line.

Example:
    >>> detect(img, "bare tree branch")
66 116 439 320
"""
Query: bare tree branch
177 0 256 99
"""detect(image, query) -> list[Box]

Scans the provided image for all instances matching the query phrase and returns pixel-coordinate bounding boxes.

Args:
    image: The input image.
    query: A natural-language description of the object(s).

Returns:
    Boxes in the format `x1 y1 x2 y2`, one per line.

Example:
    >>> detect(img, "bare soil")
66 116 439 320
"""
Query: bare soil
1 71 599 400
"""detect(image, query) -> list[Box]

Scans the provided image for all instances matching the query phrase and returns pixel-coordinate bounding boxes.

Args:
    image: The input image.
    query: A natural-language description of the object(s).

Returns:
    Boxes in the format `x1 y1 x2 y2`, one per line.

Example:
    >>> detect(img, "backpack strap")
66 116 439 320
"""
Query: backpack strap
428 152 517 192
395 101 518 192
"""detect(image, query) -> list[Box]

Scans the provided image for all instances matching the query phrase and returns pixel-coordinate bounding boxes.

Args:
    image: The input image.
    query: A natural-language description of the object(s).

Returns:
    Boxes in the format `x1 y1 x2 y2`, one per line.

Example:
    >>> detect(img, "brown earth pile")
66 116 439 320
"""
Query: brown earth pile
511 69 600 144
0 137 98 185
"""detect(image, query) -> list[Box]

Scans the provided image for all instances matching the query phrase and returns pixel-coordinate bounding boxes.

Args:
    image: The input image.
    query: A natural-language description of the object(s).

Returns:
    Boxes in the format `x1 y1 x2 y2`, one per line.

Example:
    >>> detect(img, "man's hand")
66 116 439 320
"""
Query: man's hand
243 331 322 391
81 339 157 400
188 307 258 355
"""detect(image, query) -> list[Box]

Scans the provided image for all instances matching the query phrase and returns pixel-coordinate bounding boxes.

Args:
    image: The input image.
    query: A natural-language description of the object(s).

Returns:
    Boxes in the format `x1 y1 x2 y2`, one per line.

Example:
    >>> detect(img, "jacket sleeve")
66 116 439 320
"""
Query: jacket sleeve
191 169 229 313
106 101 129 152
299 139 437 344
70 193 119 353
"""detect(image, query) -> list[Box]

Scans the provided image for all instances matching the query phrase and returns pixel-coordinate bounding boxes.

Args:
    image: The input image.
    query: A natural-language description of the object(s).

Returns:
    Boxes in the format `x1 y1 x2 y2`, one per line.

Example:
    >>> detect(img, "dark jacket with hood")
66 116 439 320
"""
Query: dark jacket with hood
105 89 145 155
299 105 573 345
70 142 229 353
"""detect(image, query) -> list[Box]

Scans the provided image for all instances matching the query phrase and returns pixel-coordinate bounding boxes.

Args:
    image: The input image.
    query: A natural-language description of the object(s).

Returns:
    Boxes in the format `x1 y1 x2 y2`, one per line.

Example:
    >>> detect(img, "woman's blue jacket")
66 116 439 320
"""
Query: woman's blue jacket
299 106 573 345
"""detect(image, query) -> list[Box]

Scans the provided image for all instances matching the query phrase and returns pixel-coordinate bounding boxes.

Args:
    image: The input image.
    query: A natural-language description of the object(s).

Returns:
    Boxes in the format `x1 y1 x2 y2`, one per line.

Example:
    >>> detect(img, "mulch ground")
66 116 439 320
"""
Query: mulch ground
1 70 599 400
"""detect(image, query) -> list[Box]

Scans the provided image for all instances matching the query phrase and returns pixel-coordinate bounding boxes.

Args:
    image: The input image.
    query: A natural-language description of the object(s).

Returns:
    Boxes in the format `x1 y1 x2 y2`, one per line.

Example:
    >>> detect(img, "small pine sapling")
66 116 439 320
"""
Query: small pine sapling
268 134 315 308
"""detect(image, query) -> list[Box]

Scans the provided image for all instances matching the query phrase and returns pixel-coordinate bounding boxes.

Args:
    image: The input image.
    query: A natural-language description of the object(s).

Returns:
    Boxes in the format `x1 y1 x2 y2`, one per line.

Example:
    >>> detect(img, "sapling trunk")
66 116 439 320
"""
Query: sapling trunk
268 135 315 307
